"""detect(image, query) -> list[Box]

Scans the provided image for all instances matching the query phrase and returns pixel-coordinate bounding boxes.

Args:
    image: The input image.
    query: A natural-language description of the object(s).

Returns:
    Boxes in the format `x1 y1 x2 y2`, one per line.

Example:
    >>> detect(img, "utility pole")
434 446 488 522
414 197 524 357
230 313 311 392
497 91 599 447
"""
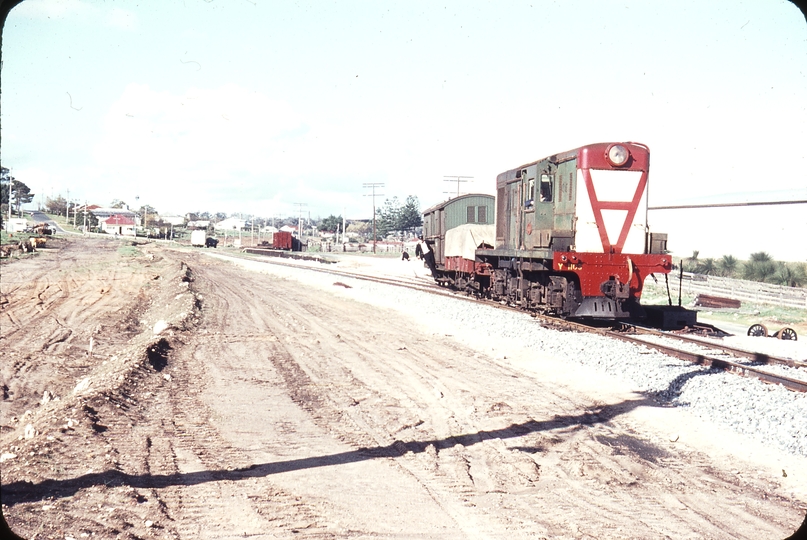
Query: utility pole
293 203 307 242
66 188 70 221
363 182 384 254
83 200 88 234
443 176 473 198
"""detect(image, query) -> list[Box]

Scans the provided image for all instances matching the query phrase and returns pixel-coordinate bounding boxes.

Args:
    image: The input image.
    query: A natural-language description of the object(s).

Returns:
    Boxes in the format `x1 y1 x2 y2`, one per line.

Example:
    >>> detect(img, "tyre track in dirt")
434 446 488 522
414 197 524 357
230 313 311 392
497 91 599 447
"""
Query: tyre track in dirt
2 240 204 539
3 244 803 538
256 291 552 524
185 253 802 539
1 239 161 424
180 258 494 537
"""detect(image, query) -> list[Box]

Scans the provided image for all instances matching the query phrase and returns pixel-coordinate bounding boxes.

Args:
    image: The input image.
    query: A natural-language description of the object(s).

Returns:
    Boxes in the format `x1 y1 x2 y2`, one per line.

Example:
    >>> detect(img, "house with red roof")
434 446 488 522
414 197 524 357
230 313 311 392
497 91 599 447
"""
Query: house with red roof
101 214 136 236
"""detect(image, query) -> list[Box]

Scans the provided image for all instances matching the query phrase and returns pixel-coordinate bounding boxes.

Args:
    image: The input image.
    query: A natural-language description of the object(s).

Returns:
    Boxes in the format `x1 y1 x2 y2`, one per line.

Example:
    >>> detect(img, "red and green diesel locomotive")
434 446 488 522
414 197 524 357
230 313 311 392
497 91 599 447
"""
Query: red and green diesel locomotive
424 142 672 320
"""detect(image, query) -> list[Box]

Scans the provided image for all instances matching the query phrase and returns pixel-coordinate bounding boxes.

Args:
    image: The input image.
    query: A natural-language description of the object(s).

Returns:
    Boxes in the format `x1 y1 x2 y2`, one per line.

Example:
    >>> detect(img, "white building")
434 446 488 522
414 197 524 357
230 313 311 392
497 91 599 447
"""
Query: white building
101 214 136 236
214 217 246 231
160 215 185 226
4 218 28 232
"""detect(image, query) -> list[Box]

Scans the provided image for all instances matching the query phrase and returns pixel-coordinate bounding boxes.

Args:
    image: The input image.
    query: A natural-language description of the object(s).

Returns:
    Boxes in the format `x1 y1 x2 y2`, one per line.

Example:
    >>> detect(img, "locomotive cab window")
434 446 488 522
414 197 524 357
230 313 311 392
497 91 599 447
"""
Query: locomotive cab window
525 177 535 209
539 174 553 202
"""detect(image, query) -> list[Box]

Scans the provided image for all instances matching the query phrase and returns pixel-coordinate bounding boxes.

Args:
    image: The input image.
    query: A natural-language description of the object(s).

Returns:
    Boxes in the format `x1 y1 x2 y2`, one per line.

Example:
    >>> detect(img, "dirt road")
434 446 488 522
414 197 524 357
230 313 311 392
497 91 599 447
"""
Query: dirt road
2 239 805 538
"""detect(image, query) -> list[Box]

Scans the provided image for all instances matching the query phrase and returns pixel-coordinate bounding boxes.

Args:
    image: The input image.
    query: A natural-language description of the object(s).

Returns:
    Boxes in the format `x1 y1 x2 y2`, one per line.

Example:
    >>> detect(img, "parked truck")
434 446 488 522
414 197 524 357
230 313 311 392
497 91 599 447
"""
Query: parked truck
191 230 206 247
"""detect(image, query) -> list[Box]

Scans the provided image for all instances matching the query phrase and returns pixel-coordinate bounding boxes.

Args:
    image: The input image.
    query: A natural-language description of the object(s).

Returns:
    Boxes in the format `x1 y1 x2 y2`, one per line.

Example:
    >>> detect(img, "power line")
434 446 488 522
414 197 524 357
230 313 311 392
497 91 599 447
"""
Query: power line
293 203 307 238
362 182 384 254
443 175 473 198
648 199 807 210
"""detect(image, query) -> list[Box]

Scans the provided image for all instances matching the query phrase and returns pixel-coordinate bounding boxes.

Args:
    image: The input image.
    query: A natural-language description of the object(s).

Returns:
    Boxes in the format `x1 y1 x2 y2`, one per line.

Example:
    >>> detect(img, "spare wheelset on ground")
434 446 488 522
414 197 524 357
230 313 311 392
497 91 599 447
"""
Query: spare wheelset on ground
747 324 797 341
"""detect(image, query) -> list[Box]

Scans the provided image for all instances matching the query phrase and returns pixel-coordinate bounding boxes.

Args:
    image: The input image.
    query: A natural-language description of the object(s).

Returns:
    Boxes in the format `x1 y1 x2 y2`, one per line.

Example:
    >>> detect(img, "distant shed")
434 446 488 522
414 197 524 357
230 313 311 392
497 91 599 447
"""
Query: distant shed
422 193 495 267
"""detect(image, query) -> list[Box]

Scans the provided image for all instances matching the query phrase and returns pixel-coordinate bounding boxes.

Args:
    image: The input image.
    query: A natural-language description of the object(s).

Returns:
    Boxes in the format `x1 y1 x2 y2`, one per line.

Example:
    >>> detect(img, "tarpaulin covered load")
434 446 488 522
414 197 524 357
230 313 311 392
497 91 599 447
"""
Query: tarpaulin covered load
444 224 496 261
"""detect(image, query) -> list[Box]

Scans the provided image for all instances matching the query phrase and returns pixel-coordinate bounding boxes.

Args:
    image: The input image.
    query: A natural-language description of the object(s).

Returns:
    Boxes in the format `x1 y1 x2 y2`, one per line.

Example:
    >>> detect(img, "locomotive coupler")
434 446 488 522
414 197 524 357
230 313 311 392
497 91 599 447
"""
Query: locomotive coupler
600 278 630 300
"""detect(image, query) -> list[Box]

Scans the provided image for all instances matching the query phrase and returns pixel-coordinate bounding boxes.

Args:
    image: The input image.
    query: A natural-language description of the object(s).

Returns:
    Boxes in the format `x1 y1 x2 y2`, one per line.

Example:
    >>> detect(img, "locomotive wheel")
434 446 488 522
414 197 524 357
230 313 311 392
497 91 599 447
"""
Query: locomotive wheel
777 327 797 341
747 324 768 337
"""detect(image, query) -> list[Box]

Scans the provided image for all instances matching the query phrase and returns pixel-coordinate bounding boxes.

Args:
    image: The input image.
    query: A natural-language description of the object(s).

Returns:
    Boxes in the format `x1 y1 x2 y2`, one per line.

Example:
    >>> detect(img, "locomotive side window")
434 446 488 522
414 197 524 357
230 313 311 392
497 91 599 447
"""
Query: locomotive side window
477 205 487 223
525 177 535 209
539 174 553 202
466 205 475 223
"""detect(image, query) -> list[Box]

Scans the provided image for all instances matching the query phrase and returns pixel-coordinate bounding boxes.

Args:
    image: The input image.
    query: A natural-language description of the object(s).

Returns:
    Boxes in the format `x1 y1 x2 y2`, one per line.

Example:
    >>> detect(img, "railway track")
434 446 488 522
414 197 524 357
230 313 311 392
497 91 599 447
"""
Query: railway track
601 328 807 393
226 249 807 393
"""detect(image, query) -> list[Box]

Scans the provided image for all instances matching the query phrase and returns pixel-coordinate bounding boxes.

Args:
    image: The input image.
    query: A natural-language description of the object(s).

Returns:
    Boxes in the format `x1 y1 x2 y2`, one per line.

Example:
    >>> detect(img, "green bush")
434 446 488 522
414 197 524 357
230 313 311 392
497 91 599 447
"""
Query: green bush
117 245 141 257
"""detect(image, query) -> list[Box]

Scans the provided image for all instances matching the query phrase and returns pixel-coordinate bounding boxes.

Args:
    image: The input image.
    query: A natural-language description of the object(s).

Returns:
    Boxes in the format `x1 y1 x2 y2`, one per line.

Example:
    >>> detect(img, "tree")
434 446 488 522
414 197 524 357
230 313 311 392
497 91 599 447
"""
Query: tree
12 181 34 215
347 220 371 237
0 168 8 224
742 252 776 283
685 250 699 272
76 208 99 231
319 214 344 233
774 262 807 288
376 196 401 238
138 205 159 228
110 199 127 209
45 195 68 217
0 168 9 206
698 258 716 276
1 169 34 217
399 195 423 233
717 254 738 277
375 195 422 238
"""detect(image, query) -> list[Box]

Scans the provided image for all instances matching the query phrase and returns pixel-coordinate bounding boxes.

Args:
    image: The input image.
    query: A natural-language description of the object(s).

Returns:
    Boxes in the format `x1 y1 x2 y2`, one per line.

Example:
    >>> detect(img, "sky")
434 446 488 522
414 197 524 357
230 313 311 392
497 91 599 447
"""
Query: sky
1 0 806 261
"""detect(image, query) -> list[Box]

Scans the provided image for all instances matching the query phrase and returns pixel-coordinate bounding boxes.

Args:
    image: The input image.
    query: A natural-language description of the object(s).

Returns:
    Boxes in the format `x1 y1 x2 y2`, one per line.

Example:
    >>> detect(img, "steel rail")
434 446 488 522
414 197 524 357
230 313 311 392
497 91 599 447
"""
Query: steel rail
630 325 807 369
604 332 807 393
224 249 807 392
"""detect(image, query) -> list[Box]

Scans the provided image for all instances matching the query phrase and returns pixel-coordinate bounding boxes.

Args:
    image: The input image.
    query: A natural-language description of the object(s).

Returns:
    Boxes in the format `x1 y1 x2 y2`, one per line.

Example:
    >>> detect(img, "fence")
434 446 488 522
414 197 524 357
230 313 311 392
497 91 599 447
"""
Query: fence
649 272 807 309
307 241 416 254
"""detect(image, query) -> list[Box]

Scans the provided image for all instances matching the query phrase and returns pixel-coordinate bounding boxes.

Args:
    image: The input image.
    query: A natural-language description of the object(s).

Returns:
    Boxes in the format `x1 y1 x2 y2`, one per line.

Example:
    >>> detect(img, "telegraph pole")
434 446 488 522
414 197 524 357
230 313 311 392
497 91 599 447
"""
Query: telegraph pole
363 182 384 254
443 175 473 198
293 203 307 241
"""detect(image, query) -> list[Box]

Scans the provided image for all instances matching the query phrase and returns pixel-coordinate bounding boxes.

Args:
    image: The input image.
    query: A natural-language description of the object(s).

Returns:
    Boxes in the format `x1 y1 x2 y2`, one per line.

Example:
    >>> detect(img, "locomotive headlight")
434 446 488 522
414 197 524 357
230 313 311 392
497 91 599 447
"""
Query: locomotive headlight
606 144 630 166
